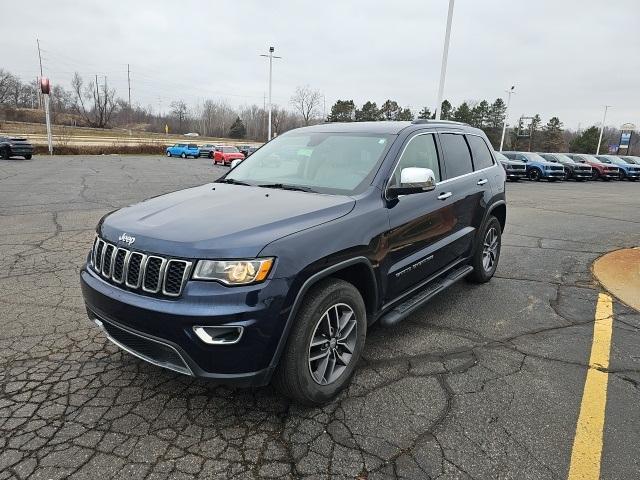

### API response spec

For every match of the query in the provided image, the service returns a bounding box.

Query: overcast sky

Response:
[3,0,639,129]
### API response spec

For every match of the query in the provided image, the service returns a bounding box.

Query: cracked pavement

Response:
[1,155,639,479]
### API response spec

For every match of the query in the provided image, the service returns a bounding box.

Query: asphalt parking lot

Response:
[1,155,639,480]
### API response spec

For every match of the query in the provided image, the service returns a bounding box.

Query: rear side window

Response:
[466,135,494,170]
[390,133,441,186]
[440,133,473,179]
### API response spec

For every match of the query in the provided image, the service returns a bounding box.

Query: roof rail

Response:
[411,119,468,126]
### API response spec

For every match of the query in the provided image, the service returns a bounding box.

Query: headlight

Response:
[192,258,274,285]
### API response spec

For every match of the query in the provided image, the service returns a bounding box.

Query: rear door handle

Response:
[477,179,488,185]
[437,192,452,200]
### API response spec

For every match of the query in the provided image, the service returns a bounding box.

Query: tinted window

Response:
[440,134,473,179]
[466,135,494,170]
[390,133,440,187]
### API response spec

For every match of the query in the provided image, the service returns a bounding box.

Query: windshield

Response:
[578,154,603,164]
[494,152,509,162]
[607,157,628,165]
[554,153,575,163]
[222,146,239,153]
[225,132,393,194]
[623,156,639,164]
[524,153,548,162]
[541,154,559,163]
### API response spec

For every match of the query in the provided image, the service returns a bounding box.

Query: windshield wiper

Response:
[258,183,317,193]
[216,178,252,186]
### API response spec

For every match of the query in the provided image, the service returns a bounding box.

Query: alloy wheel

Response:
[482,227,499,272]
[308,303,358,385]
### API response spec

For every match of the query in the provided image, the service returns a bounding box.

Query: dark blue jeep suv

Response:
[80,120,506,405]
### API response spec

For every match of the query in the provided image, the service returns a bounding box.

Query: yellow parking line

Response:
[567,293,613,480]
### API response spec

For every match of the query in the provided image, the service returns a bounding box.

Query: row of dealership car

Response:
[496,151,640,182]
[165,143,258,165]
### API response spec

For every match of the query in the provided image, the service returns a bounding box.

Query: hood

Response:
[100,183,355,258]
[500,158,525,166]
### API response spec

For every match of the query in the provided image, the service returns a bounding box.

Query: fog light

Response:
[193,326,243,345]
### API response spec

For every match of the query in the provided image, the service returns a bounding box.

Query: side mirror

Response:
[230,159,242,169]
[387,167,436,198]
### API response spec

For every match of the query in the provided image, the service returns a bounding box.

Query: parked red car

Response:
[213,146,245,166]
[566,154,620,181]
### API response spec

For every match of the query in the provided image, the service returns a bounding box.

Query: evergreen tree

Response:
[417,107,432,119]
[487,98,507,129]
[327,100,356,122]
[440,100,453,120]
[397,107,414,121]
[530,114,542,150]
[453,102,473,124]
[471,100,490,128]
[540,116,564,152]
[228,117,246,139]
[380,100,401,120]
[355,101,381,122]
[569,126,603,153]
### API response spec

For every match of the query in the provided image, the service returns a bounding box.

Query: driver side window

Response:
[390,133,441,187]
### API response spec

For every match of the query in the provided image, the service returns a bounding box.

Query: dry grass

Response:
[33,144,166,155]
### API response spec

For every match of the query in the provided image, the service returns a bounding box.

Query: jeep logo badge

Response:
[118,233,136,246]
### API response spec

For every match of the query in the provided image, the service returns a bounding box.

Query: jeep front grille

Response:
[90,237,192,297]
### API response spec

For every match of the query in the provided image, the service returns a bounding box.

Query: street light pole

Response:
[435,0,455,120]
[260,46,282,141]
[499,85,515,152]
[596,105,610,155]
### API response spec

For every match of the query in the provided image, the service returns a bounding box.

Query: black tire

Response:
[528,168,542,181]
[619,172,626,181]
[208,151,214,159]
[180,152,186,159]
[273,278,367,405]
[24,154,32,160]
[166,151,172,157]
[591,170,600,181]
[0,148,9,160]
[564,171,570,181]
[467,216,501,284]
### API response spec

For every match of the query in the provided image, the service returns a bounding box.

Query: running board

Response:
[378,265,474,328]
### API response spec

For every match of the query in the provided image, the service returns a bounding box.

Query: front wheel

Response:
[591,170,600,181]
[273,278,367,405]
[0,148,9,160]
[528,169,542,181]
[166,151,172,157]
[180,153,186,159]
[467,216,501,283]
[24,154,32,160]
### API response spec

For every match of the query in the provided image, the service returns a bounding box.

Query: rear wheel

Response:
[273,278,367,405]
[24,154,32,160]
[468,216,501,283]
[166,151,172,157]
[1,148,9,160]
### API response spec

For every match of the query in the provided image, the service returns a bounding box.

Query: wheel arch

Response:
[488,201,507,232]
[266,257,378,375]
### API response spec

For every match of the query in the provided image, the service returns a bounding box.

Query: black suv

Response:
[81,120,506,404]
[0,136,34,159]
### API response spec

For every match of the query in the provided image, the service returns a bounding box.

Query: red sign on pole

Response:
[40,77,51,95]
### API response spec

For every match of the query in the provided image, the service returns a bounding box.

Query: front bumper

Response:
[543,170,565,179]
[505,169,527,179]
[80,266,290,386]
[602,170,620,179]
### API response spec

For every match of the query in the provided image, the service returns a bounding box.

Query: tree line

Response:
[0,67,635,151]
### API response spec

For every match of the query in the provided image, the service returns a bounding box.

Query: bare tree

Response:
[0,69,18,105]
[290,85,321,125]
[170,100,189,131]
[71,72,118,128]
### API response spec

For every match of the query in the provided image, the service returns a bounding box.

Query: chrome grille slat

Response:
[90,237,190,298]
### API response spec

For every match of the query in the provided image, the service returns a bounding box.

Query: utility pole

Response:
[596,105,610,155]
[435,0,455,120]
[499,85,515,152]
[323,94,326,121]
[36,39,44,109]
[260,46,282,141]
[127,64,131,110]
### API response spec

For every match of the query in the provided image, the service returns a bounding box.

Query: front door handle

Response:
[437,192,452,200]
[477,178,488,185]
